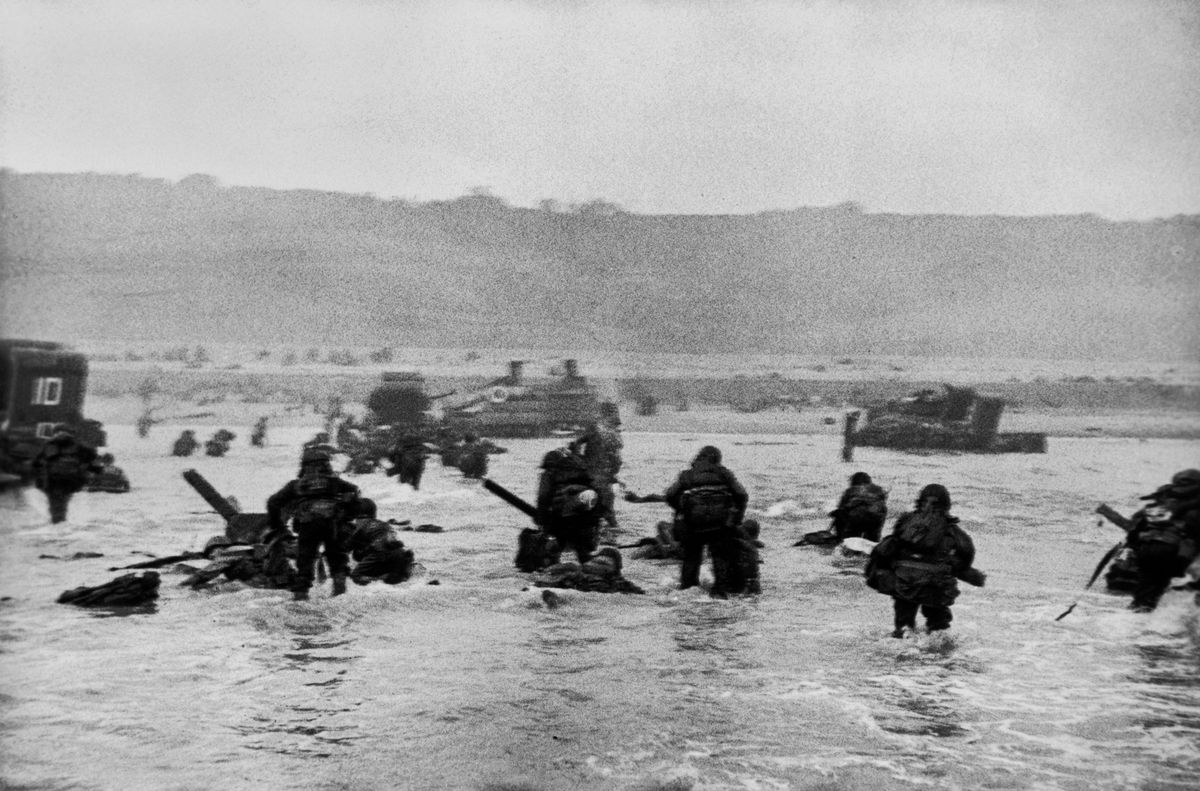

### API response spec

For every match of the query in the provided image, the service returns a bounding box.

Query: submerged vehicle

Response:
[844,384,1047,454]
[441,359,607,439]
[1,339,107,480]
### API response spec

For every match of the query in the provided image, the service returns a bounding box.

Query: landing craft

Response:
[843,384,1047,455]
[440,359,608,439]
[0,339,107,481]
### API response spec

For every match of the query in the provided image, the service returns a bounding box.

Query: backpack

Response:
[552,484,595,519]
[680,485,734,533]
[864,534,899,595]
[896,511,949,556]
[292,472,342,525]
[845,485,887,518]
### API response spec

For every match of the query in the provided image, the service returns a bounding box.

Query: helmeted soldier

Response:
[266,446,361,601]
[664,445,749,596]
[250,416,269,448]
[570,410,623,533]
[341,498,416,585]
[830,471,888,542]
[31,425,101,523]
[387,433,428,490]
[1126,468,1200,612]
[171,429,200,457]
[535,446,601,565]
[866,484,985,637]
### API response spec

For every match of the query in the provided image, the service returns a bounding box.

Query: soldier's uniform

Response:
[664,445,749,596]
[572,419,623,531]
[266,447,361,600]
[1127,469,1200,612]
[171,430,200,457]
[535,447,601,565]
[341,499,416,585]
[387,434,428,490]
[250,417,268,447]
[867,484,983,637]
[831,471,888,542]
[32,427,101,523]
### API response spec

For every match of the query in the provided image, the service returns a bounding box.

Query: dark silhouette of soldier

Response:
[387,433,428,489]
[250,417,269,448]
[867,484,985,637]
[266,446,361,601]
[456,433,490,479]
[205,429,236,457]
[1126,469,1200,612]
[341,498,416,585]
[664,445,749,596]
[32,426,101,523]
[535,446,601,564]
[171,430,200,457]
[830,471,888,542]
[570,414,623,532]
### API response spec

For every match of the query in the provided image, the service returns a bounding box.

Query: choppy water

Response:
[2,427,1198,791]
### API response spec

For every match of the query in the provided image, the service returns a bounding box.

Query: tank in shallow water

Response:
[845,383,1047,454]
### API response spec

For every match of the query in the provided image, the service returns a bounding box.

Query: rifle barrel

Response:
[482,478,539,523]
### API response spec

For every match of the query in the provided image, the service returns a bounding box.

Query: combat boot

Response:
[332,576,347,597]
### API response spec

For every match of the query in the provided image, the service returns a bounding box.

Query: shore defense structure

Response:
[843,384,1048,456]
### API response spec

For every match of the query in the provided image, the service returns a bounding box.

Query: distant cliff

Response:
[2,170,1196,360]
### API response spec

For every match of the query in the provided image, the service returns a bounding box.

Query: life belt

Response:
[488,386,509,404]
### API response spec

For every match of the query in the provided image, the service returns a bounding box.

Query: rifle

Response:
[108,551,205,571]
[1095,503,1133,532]
[1055,512,1130,620]
[482,478,539,524]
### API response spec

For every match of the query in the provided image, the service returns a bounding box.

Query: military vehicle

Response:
[336,371,453,472]
[1,339,107,480]
[844,384,1047,454]
[441,359,607,439]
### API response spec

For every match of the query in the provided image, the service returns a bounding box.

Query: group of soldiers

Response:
[24,411,1199,632]
[171,428,242,458]
[260,444,418,600]
[513,423,763,598]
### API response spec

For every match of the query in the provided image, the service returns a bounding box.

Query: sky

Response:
[1,0,1198,219]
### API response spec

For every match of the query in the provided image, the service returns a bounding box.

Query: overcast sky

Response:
[1,0,1197,219]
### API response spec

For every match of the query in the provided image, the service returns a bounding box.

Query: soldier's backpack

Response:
[292,471,342,526]
[43,445,86,484]
[864,534,899,595]
[680,485,735,534]
[896,510,949,555]
[845,485,887,518]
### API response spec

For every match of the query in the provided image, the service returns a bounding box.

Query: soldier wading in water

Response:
[267,446,362,601]
[865,483,986,637]
[664,445,750,597]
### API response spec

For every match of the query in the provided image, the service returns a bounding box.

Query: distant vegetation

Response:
[2,169,1197,361]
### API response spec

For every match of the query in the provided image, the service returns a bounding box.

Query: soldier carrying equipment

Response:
[266,446,362,601]
[664,445,750,597]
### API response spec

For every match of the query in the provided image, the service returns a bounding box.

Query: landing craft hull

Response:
[845,385,1047,454]
[1,339,107,479]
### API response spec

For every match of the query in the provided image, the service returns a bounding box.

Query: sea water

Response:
[1,427,1197,790]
